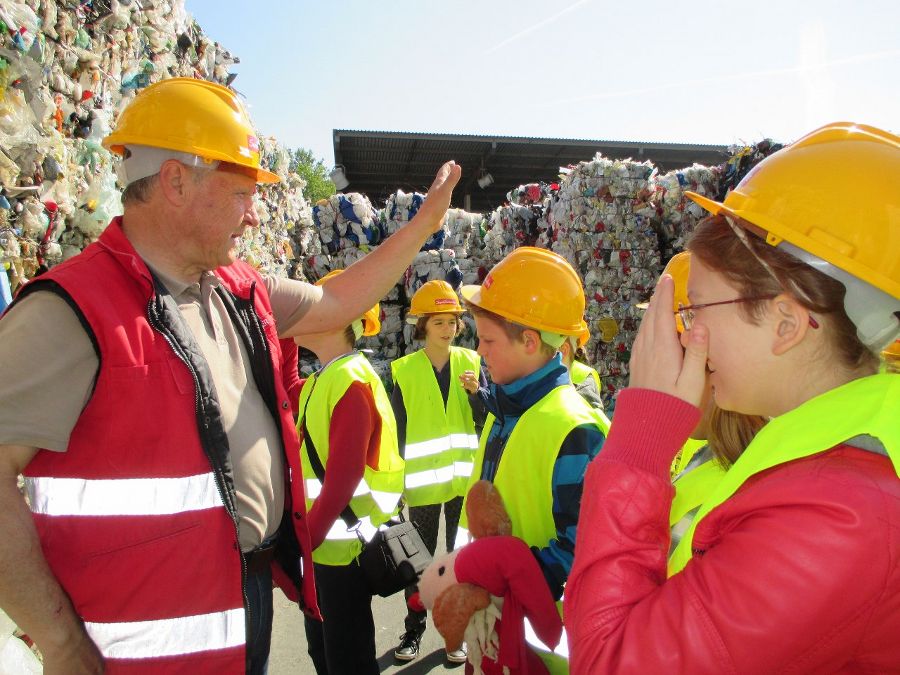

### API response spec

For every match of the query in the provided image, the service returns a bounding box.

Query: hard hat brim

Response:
[460,284,583,335]
[685,191,728,218]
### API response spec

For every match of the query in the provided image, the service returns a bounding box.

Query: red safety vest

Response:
[20,218,317,673]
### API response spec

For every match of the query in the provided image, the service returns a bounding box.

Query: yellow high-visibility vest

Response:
[298,352,405,566]
[391,347,481,505]
[669,373,900,576]
[570,360,601,391]
[461,384,610,674]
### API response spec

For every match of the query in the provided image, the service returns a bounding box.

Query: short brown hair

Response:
[412,314,465,341]
[466,303,555,356]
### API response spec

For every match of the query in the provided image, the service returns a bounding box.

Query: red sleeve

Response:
[305,381,380,550]
[279,338,301,416]
[564,389,897,674]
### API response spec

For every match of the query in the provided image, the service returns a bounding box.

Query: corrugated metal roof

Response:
[333,129,729,212]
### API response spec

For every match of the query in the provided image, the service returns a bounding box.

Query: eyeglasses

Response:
[676,297,819,331]
[676,297,774,331]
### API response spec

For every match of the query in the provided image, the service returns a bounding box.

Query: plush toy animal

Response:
[410,481,563,674]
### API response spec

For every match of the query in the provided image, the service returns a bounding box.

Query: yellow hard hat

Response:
[460,247,585,335]
[576,322,590,348]
[103,77,280,184]
[685,122,899,301]
[884,339,900,362]
[636,251,691,332]
[409,280,464,317]
[316,270,381,336]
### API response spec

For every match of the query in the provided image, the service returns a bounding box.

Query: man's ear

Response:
[157,160,192,206]
[770,293,813,356]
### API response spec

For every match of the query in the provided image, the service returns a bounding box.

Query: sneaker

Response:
[394,631,422,661]
[446,642,467,664]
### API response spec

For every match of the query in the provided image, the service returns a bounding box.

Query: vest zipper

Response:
[145,297,251,638]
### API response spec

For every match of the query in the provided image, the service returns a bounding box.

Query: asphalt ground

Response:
[269,512,460,675]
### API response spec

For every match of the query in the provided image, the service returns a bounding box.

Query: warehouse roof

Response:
[332,129,729,213]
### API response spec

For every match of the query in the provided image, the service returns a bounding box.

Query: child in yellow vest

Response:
[558,325,604,411]
[294,270,405,675]
[390,279,486,663]
[457,247,610,674]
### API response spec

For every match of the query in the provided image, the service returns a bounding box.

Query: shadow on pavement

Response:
[378,648,464,673]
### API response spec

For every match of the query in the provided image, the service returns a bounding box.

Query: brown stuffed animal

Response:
[412,481,563,675]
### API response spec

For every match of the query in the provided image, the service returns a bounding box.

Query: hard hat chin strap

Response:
[779,242,900,352]
[119,145,220,185]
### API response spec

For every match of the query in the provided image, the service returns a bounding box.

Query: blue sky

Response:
[186,0,899,169]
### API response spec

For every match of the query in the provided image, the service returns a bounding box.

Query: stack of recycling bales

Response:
[297,190,484,381]
[236,138,315,279]
[0,0,317,311]
[546,154,662,407]
[653,164,719,260]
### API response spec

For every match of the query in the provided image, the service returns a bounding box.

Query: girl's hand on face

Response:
[629,275,709,407]
[459,370,479,394]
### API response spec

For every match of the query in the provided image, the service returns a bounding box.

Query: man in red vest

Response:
[0,78,460,674]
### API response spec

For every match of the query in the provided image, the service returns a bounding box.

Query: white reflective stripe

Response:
[352,479,369,497]
[453,461,474,478]
[406,433,479,460]
[404,436,452,459]
[524,617,569,658]
[306,479,383,503]
[404,464,455,490]
[25,473,221,517]
[453,525,471,550]
[324,516,378,542]
[305,479,322,499]
[85,607,245,660]
[449,433,479,450]
[370,490,401,514]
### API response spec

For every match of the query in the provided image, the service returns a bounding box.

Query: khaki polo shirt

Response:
[0,270,315,552]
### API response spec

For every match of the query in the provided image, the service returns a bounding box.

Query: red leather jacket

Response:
[565,388,900,674]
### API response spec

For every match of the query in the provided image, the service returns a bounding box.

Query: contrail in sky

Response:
[531,48,900,107]
[485,0,592,55]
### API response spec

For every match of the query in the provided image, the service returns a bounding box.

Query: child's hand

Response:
[458,370,479,394]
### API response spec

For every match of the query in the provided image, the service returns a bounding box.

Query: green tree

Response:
[290,148,336,203]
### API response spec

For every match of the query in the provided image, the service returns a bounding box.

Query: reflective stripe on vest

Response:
[298,352,405,566]
[86,607,245,660]
[392,347,481,505]
[404,433,479,459]
[305,477,402,516]
[669,373,900,576]
[26,473,222,516]
[404,461,474,490]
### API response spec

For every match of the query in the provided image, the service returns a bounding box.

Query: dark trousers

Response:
[403,496,464,633]
[245,565,274,675]
[304,561,379,675]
